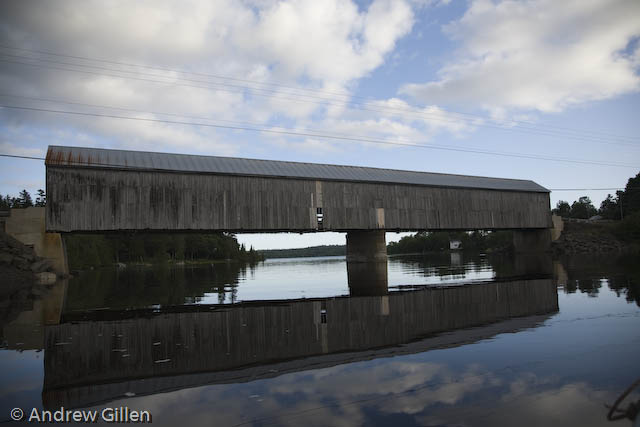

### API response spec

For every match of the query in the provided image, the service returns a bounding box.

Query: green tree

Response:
[0,195,11,210]
[570,196,597,219]
[619,172,640,218]
[17,189,33,208]
[599,194,621,220]
[172,234,186,260]
[129,238,145,262]
[35,189,46,207]
[552,200,571,217]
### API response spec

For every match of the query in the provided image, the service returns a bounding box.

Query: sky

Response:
[0,0,639,249]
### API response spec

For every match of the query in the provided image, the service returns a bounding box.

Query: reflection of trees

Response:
[608,278,639,306]
[64,263,253,311]
[557,254,640,306]
[607,255,640,307]
[0,283,35,344]
[390,252,489,280]
[564,279,602,297]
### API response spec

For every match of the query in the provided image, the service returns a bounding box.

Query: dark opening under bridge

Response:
[45,145,552,266]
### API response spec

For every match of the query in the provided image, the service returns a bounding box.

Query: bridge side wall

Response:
[46,167,551,232]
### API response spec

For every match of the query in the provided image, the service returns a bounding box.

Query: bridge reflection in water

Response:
[43,277,558,410]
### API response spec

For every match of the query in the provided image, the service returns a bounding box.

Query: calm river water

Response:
[1,252,639,426]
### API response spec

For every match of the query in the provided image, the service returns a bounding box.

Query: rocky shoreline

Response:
[552,221,637,255]
[0,231,58,295]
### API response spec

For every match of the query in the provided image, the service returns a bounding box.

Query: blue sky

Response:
[0,0,639,249]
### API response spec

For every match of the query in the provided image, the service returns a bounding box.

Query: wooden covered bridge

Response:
[45,145,552,261]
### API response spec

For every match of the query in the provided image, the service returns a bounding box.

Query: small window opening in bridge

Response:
[320,308,327,324]
[316,207,324,230]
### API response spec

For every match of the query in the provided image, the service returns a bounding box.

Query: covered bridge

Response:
[45,146,551,259]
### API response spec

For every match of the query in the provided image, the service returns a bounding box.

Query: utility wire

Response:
[0,154,45,161]
[1,51,639,147]
[4,93,640,156]
[1,53,635,147]
[0,103,637,169]
[0,93,451,145]
[2,154,637,196]
[10,93,640,159]
[1,104,637,168]
[1,43,638,144]
[0,44,355,99]
[549,188,627,191]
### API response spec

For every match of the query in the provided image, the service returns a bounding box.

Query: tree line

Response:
[1,189,46,209]
[65,233,263,270]
[552,172,640,220]
[259,245,346,259]
[387,230,513,255]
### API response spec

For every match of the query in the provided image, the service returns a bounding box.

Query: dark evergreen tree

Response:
[17,189,33,208]
[619,172,640,218]
[0,195,11,210]
[570,196,597,219]
[552,200,571,217]
[35,189,46,207]
[599,194,621,220]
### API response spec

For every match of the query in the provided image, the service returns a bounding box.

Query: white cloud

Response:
[400,0,640,113]
[245,0,413,85]
[0,0,416,155]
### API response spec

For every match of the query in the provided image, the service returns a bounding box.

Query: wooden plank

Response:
[46,167,551,232]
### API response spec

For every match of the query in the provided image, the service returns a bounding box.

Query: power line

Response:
[549,187,640,191]
[1,51,639,147]
[0,93,445,145]
[0,43,356,99]
[2,152,637,200]
[1,54,635,147]
[549,188,622,191]
[2,43,638,144]
[12,92,636,157]
[0,104,638,168]
[0,153,45,161]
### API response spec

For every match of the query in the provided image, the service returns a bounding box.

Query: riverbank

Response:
[259,245,346,259]
[67,258,264,277]
[552,219,640,255]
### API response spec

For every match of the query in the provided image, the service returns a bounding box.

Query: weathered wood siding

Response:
[46,167,551,232]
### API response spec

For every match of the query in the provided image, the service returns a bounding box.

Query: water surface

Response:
[1,252,638,426]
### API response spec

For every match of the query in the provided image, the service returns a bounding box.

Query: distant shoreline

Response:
[259,245,346,259]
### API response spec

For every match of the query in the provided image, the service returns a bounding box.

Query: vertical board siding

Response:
[46,167,551,232]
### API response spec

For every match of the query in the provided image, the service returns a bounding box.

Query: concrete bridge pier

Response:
[346,231,387,263]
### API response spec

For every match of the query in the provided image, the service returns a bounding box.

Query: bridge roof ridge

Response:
[45,145,549,193]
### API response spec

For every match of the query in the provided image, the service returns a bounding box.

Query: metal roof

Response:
[45,146,549,193]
